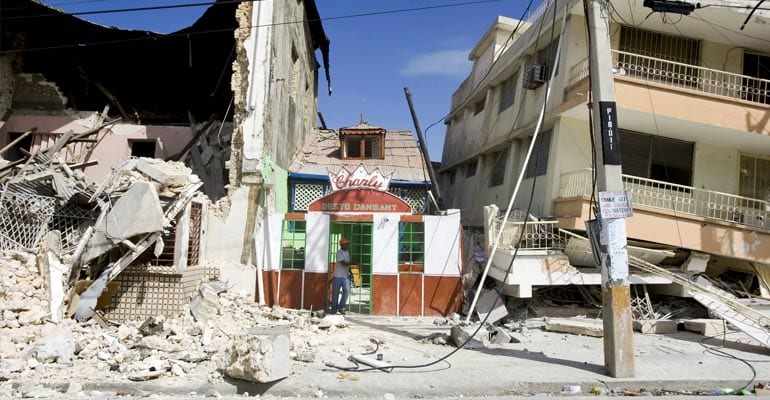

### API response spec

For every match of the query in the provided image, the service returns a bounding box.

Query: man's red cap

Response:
[339,238,349,245]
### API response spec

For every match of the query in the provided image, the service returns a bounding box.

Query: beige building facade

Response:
[439,0,770,297]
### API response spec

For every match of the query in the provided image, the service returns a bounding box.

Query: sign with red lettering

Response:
[308,188,412,213]
[328,165,392,192]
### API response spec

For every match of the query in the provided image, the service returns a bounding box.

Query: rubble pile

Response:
[0,251,47,329]
[1,147,205,321]
[0,283,348,396]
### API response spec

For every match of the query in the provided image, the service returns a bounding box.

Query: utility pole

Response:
[404,87,444,211]
[585,0,635,378]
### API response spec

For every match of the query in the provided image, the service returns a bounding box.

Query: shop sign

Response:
[328,165,392,192]
[308,188,411,213]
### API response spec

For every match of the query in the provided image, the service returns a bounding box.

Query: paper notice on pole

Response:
[601,218,629,284]
[599,190,633,219]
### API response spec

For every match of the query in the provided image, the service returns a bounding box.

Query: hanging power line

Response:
[0,0,509,54]
[1,0,251,21]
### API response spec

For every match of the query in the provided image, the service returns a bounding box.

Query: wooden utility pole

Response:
[585,0,635,378]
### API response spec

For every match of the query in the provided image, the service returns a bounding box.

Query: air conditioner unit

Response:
[524,63,548,90]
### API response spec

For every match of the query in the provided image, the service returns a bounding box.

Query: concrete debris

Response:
[491,326,516,344]
[683,318,727,336]
[475,288,508,324]
[450,324,489,349]
[633,319,678,334]
[190,282,223,323]
[1,151,205,327]
[0,277,350,396]
[28,328,77,364]
[81,181,164,264]
[544,317,604,337]
[223,326,291,383]
[0,251,46,329]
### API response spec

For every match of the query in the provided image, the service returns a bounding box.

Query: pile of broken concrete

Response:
[0,267,349,397]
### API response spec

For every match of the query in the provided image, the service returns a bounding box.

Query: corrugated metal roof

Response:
[288,129,430,182]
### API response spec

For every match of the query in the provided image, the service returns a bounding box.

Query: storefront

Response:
[258,164,463,316]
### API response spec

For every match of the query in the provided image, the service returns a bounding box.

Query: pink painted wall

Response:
[1,115,192,182]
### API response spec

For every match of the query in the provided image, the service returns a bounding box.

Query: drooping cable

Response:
[466,0,568,322]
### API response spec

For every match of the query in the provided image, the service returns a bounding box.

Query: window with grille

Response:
[499,73,517,112]
[342,134,384,159]
[619,26,700,86]
[398,222,424,265]
[390,187,424,213]
[524,130,552,178]
[280,220,306,270]
[490,148,508,187]
[449,170,456,185]
[619,130,693,185]
[292,183,326,211]
[739,154,770,201]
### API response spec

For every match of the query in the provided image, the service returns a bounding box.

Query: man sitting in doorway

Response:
[331,238,352,315]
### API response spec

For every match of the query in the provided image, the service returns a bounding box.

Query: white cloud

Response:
[401,49,471,77]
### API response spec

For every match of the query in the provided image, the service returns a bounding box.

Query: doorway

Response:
[328,221,373,314]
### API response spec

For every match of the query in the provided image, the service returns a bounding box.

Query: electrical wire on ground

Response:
[327,0,567,374]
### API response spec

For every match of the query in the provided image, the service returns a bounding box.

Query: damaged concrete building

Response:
[0,0,336,323]
[438,0,770,334]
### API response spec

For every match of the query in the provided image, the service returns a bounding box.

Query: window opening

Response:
[130,140,156,158]
[398,222,424,267]
[524,129,552,178]
[619,130,693,185]
[739,154,770,201]
[465,160,477,177]
[280,220,306,270]
[490,148,508,187]
[4,131,33,162]
[499,73,517,112]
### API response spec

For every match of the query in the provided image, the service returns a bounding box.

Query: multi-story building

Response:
[439,0,770,298]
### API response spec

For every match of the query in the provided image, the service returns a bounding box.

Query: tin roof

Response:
[288,129,430,182]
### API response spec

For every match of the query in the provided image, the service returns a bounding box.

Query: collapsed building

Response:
[0,0,463,326]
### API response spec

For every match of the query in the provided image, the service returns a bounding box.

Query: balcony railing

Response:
[566,51,770,106]
[488,219,571,250]
[559,169,770,230]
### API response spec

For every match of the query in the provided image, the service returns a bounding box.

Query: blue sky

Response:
[50,0,532,161]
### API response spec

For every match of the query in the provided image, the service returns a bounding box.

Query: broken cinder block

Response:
[544,317,603,337]
[224,326,290,383]
[633,319,678,334]
[684,319,726,337]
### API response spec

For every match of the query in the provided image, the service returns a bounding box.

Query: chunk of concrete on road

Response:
[491,327,514,344]
[476,289,508,324]
[82,182,164,263]
[136,158,194,186]
[224,326,290,383]
[450,324,489,349]
[29,328,77,364]
[633,319,678,334]
[544,317,603,337]
[684,319,726,336]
